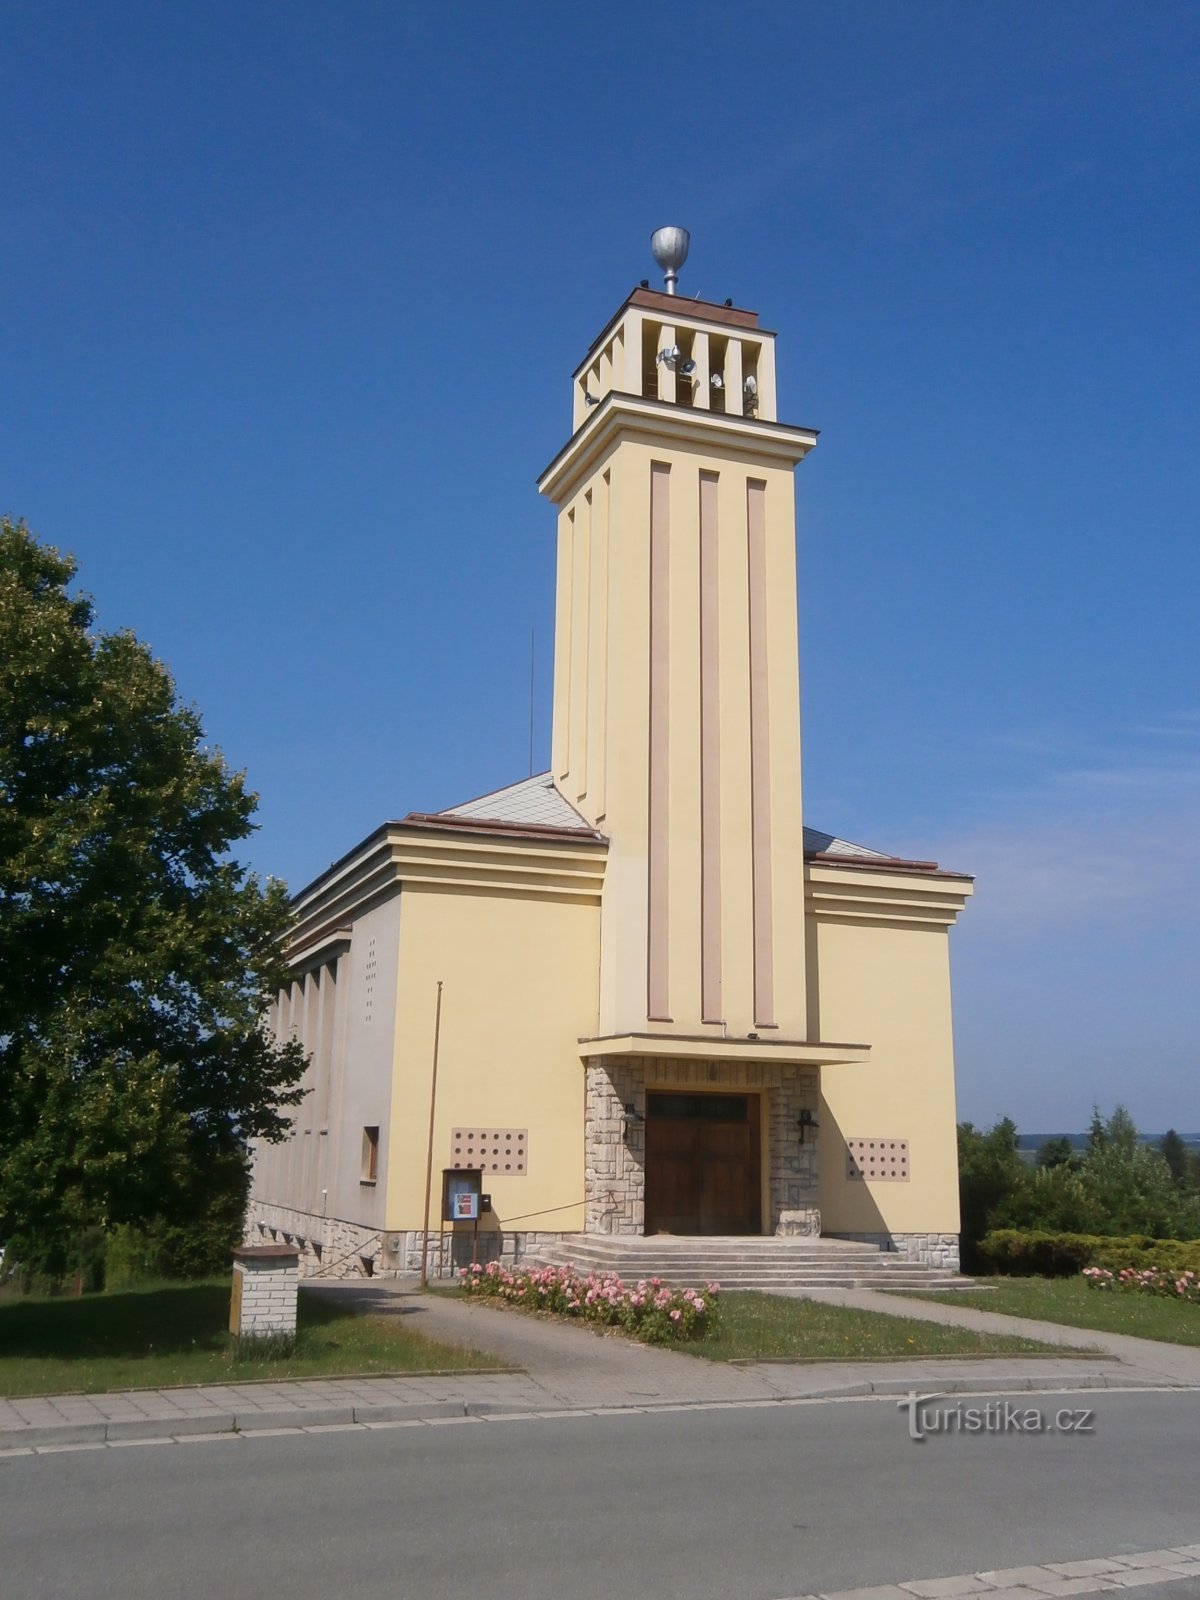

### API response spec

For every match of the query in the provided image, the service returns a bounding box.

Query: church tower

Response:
[539,229,817,1043]
[248,229,970,1271]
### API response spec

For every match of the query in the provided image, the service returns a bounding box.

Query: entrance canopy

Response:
[577,1032,870,1067]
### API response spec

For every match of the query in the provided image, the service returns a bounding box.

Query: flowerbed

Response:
[1083,1265,1200,1304]
[460,1261,718,1344]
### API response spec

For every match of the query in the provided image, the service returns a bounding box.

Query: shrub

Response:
[1089,1237,1200,1273]
[10,1225,108,1295]
[980,1229,1200,1278]
[460,1261,718,1344]
[979,1230,1098,1277]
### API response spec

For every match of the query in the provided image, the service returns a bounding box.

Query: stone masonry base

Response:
[244,1199,574,1280]
[244,1201,959,1277]
[825,1230,961,1273]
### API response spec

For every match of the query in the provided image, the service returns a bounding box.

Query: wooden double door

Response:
[643,1091,762,1236]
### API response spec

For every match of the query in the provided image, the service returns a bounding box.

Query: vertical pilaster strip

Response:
[747,479,775,1026]
[648,462,671,1021]
[283,978,300,1207]
[310,965,327,1199]
[592,470,610,820]
[558,508,574,782]
[699,470,722,1022]
[329,949,352,1236]
[316,959,337,1197]
[574,490,592,800]
[261,995,279,1199]
[301,971,318,1204]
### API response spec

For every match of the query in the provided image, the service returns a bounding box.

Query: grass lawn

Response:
[0,1280,501,1397]
[683,1291,1074,1362]
[909,1277,1200,1347]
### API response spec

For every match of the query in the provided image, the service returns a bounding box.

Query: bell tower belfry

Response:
[538,230,819,1043]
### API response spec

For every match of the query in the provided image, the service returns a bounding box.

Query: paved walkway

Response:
[809,1543,1200,1600]
[797,1287,1200,1387]
[1,1277,1195,1453]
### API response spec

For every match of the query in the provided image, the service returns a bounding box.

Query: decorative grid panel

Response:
[451,1128,528,1175]
[846,1138,909,1182]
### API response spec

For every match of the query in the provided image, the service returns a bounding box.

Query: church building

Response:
[246,231,973,1282]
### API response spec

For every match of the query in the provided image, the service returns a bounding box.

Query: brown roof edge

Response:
[808,851,973,882]
[401,812,608,844]
[627,285,760,328]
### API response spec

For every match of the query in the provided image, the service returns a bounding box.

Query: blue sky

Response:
[3,2,1197,1131]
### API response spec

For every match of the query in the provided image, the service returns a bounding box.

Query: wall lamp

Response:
[584,390,601,407]
[622,1102,645,1139]
[710,372,724,390]
[797,1107,819,1145]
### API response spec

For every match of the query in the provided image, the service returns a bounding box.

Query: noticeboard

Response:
[442,1167,483,1223]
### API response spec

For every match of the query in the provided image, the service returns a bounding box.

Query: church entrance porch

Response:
[582,1050,826,1239]
[644,1091,762,1235]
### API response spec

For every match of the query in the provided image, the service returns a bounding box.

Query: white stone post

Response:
[230,1245,300,1343]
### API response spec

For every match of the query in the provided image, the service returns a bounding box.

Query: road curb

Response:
[0,1398,537,1451]
[2,1368,1193,1452]
[1,1420,110,1448]
[105,1414,235,1442]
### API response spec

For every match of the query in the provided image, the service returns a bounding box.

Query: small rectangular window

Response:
[361,1125,379,1184]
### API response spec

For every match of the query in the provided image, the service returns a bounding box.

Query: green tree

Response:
[1160,1129,1190,1187]
[957,1118,1028,1266]
[999,1162,1104,1235]
[1004,1106,1200,1240]
[1036,1135,1077,1171]
[0,518,306,1280]
[1086,1103,1108,1155]
[1079,1107,1197,1237]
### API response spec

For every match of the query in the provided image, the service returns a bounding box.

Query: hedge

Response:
[979,1230,1200,1278]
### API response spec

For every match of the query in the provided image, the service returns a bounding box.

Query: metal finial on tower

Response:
[650,226,690,295]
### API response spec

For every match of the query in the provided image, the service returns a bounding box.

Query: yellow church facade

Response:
[246,236,973,1279]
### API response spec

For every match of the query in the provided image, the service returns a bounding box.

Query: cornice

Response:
[288,824,608,953]
[578,1032,870,1066]
[805,860,974,930]
[537,391,818,504]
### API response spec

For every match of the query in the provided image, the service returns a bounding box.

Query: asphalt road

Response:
[3,1389,1198,1600]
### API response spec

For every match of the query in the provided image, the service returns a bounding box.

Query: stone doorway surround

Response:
[583,1053,821,1238]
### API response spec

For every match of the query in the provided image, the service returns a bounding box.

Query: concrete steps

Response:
[528,1236,973,1293]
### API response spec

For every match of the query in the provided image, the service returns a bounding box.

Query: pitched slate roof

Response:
[801,827,890,860]
[439,773,597,833]
[441,774,897,862]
